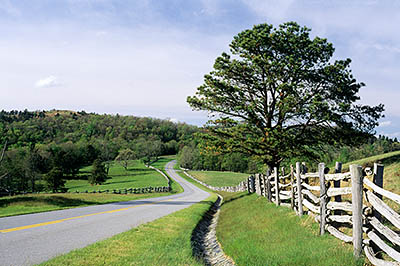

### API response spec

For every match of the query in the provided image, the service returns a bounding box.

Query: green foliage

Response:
[0,109,196,155]
[115,148,135,170]
[0,109,197,194]
[43,167,66,193]
[178,142,262,173]
[88,159,108,185]
[187,22,384,168]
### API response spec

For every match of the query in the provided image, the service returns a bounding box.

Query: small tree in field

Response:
[43,167,66,192]
[188,22,384,169]
[115,148,135,170]
[89,159,108,185]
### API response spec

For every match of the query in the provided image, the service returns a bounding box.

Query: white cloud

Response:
[379,121,392,127]
[95,31,108,37]
[169,118,178,123]
[35,76,62,89]
[241,0,295,21]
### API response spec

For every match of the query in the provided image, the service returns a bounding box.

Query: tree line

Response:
[0,110,197,195]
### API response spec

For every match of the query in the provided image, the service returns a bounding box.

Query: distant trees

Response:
[115,148,135,170]
[89,159,108,185]
[43,167,66,193]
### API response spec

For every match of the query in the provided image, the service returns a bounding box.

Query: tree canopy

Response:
[187,22,384,168]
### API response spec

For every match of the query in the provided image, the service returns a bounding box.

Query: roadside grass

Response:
[0,193,170,218]
[66,160,167,192]
[216,192,364,266]
[188,170,249,187]
[41,194,218,266]
[1,159,183,218]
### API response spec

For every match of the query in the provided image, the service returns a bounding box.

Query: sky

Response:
[0,0,399,136]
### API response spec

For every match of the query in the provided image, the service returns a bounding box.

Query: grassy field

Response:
[216,192,364,266]
[342,150,400,171]
[0,158,183,218]
[188,170,249,187]
[41,194,218,266]
[66,160,168,192]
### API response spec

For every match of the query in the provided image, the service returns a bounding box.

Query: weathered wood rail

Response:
[249,161,400,265]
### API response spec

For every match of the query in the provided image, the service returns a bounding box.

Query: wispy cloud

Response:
[35,76,62,89]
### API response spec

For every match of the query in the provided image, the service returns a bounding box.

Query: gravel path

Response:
[192,195,235,266]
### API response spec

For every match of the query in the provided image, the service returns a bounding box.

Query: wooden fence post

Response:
[373,163,384,199]
[266,168,272,201]
[334,162,342,215]
[262,174,267,198]
[373,163,384,221]
[319,163,327,235]
[256,174,262,195]
[334,162,342,202]
[296,162,303,216]
[351,164,363,259]
[290,164,295,210]
[274,167,280,206]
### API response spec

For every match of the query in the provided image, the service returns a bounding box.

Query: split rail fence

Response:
[248,162,400,266]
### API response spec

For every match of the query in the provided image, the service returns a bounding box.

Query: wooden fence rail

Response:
[249,161,400,265]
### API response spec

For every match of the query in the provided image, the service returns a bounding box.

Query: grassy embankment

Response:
[186,168,364,265]
[41,159,217,266]
[342,150,400,212]
[0,158,181,218]
[188,170,249,187]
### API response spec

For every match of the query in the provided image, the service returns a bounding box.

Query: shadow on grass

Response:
[0,196,100,208]
[221,193,251,206]
[126,168,153,172]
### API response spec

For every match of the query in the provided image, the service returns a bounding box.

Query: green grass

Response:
[66,160,168,192]
[188,170,249,187]
[1,159,183,218]
[0,193,171,218]
[342,150,400,171]
[41,194,218,266]
[216,192,364,266]
[149,156,176,171]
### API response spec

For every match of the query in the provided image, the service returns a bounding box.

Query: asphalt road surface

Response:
[0,160,209,266]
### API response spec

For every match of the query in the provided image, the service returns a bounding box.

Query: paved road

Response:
[0,160,209,266]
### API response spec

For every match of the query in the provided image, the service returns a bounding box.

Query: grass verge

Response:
[0,192,171,218]
[41,194,218,266]
[216,192,364,266]
[188,170,249,187]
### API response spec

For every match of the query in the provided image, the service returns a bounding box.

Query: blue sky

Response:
[0,0,399,136]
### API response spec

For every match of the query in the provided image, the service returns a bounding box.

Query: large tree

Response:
[187,22,384,168]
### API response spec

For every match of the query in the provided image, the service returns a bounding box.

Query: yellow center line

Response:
[0,197,179,233]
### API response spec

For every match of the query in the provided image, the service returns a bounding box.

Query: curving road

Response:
[0,160,209,266]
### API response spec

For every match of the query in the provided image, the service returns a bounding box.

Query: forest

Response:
[0,109,196,195]
[1,109,399,195]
